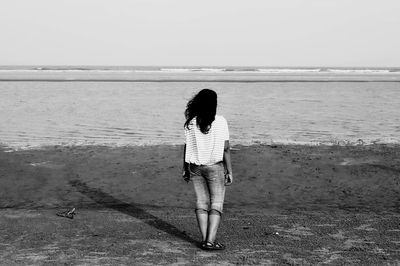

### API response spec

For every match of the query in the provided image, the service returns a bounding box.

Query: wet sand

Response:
[0,144,399,264]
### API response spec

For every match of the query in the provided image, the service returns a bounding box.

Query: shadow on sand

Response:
[69,178,197,245]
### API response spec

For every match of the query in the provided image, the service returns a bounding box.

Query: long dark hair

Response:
[184,89,217,134]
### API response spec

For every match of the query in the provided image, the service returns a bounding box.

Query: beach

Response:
[1,144,399,264]
[2,0,400,263]
[1,68,400,264]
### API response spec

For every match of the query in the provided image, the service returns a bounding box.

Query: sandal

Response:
[56,207,76,219]
[201,241,225,251]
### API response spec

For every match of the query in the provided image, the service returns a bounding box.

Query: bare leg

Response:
[195,209,208,242]
[206,209,221,243]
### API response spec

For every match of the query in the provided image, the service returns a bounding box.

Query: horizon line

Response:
[1,64,400,69]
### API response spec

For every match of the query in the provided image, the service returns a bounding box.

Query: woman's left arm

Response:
[223,140,233,185]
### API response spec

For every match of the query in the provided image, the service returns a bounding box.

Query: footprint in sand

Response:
[313,248,343,264]
[339,158,378,166]
[285,224,314,236]
[272,224,314,238]
[28,161,64,169]
[329,230,346,240]
[355,224,377,231]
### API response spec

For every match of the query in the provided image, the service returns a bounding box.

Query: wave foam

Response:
[1,67,399,75]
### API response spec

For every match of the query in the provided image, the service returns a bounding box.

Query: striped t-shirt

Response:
[184,115,229,165]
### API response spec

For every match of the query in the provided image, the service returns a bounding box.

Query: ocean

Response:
[0,66,399,149]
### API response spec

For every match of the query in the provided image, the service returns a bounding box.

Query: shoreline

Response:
[1,143,399,210]
[2,141,400,152]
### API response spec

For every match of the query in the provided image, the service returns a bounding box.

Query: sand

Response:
[0,144,399,265]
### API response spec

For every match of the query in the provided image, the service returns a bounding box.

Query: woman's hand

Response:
[182,169,190,182]
[224,173,233,186]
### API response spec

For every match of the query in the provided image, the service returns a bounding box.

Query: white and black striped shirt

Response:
[184,115,229,165]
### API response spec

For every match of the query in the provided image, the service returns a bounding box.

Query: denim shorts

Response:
[189,162,226,213]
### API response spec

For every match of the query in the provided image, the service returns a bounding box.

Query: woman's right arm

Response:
[182,144,190,182]
[223,140,233,185]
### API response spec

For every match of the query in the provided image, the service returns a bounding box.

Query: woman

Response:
[182,89,233,251]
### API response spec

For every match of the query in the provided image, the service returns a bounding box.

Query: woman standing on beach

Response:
[182,89,233,250]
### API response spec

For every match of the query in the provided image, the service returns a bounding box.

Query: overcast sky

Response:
[1,0,399,67]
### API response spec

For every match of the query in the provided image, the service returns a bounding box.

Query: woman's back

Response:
[185,115,229,166]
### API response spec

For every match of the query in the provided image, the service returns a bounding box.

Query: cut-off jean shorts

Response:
[189,162,226,214]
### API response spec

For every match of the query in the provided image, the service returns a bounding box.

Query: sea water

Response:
[0,66,399,149]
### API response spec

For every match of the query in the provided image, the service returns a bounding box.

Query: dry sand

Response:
[0,144,399,265]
